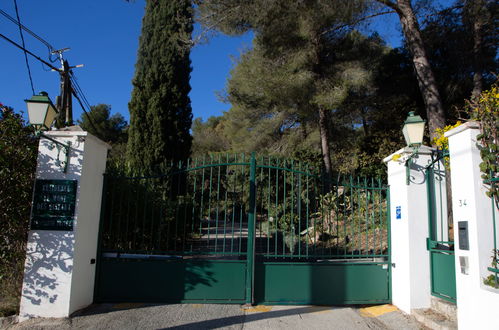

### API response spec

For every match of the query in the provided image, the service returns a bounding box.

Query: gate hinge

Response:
[426,238,437,250]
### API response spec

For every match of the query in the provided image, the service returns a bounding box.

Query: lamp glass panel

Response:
[27,102,49,126]
[404,122,425,146]
[44,104,58,129]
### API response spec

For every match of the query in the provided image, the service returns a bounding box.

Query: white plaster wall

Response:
[385,147,433,314]
[20,133,83,319]
[69,134,109,314]
[387,157,411,313]
[20,231,75,318]
[19,130,109,320]
[446,123,499,330]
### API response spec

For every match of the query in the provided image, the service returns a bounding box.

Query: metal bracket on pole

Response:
[405,146,420,185]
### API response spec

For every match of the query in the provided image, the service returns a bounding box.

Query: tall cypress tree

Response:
[126,0,193,176]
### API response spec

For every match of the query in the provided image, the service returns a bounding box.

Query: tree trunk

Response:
[377,0,446,141]
[311,29,333,189]
[471,18,484,99]
[318,106,333,189]
[360,108,369,136]
[466,0,486,99]
[396,0,446,141]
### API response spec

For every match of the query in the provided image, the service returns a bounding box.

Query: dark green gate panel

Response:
[96,155,391,305]
[96,259,246,303]
[254,262,390,305]
[430,251,456,302]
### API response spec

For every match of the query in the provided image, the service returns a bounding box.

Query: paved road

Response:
[6,304,423,330]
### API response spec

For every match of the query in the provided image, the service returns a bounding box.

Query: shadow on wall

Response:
[21,231,74,308]
[408,161,428,185]
[21,138,84,316]
[36,138,84,178]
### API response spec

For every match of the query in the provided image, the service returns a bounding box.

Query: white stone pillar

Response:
[383,146,435,314]
[19,128,110,320]
[446,122,499,330]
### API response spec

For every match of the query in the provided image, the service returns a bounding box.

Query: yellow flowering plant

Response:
[431,121,462,168]
[432,121,462,151]
[465,83,499,202]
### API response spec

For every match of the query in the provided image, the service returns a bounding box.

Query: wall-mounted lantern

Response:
[25,92,71,172]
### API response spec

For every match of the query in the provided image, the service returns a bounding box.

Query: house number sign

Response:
[31,179,77,231]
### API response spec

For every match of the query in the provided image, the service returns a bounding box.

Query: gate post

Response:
[446,122,499,329]
[19,129,110,321]
[384,146,434,314]
[245,152,257,305]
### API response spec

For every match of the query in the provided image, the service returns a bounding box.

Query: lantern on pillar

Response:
[402,111,426,147]
[25,91,58,132]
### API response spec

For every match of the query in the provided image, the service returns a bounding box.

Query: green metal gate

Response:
[425,150,457,303]
[94,153,391,305]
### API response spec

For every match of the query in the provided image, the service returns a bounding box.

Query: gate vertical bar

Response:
[426,168,434,244]
[245,152,257,305]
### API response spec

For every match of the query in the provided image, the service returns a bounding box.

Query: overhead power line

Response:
[70,75,93,113]
[1,21,98,132]
[69,73,99,132]
[0,33,98,132]
[0,32,59,71]
[0,8,57,62]
[13,0,35,95]
[71,87,98,133]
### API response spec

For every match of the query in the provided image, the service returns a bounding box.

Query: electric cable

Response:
[1,25,98,132]
[0,32,98,132]
[71,88,99,133]
[68,71,100,133]
[70,77,92,113]
[0,32,59,71]
[13,0,35,95]
[70,74,92,109]
[0,8,57,62]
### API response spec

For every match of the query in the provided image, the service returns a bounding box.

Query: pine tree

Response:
[126,0,193,176]
[197,0,369,181]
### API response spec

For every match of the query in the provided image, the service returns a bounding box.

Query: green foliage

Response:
[100,176,195,253]
[463,83,499,285]
[309,184,388,251]
[483,249,499,289]
[197,0,372,177]
[77,104,128,175]
[421,1,498,120]
[465,83,499,202]
[127,0,193,176]
[77,104,127,144]
[191,30,411,176]
[0,106,38,316]
[191,117,229,157]
[194,0,498,176]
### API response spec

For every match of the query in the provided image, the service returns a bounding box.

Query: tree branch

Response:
[321,10,396,37]
[420,4,464,26]
[374,0,403,16]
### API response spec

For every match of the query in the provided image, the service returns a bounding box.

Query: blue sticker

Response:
[396,206,402,219]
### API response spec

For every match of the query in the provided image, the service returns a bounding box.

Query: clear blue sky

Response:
[0,0,451,125]
[0,0,254,123]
